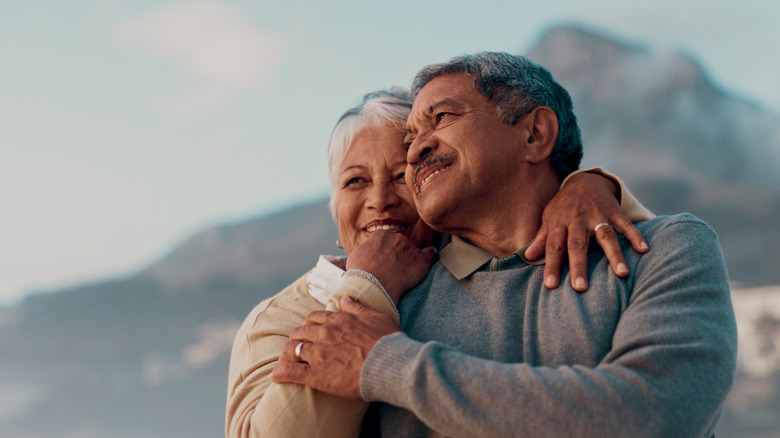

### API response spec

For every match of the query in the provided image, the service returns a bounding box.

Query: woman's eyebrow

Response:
[340,164,367,173]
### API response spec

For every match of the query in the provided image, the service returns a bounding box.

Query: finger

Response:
[543,227,566,289]
[610,215,649,254]
[566,225,590,292]
[594,223,629,278]
[341,296,380,315]
[302,309,337,325]
[279,339,301,364]
[271,362,311,384]
[289,324,325,343]
[524,227,548,261]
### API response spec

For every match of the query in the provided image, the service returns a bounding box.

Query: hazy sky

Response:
[2,0,778,305]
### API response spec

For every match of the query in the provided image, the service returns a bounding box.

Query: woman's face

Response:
[334,125,434,254]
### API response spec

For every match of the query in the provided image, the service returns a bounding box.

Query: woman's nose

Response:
[366,183,401,211]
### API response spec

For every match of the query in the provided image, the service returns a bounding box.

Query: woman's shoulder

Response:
[241,271,324,333]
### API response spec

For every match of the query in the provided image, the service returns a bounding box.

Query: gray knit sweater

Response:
[360,214,737,437]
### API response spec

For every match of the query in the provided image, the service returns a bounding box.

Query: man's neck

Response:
[444,174,560,257]
[452,210,542,257]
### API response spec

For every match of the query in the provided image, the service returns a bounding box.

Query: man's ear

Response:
[522,106,558,164]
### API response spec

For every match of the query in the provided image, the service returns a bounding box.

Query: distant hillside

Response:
[528,24,780,289]
[0,201,338,438]
[1,23,779,438]
[529,24,780,189]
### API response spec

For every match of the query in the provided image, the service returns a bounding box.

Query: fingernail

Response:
[545,275,556,288]
[617,263,628,275]
[639,242,648,251]
[575,277,587,290]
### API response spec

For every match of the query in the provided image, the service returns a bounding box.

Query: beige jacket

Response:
[224,168,653,437]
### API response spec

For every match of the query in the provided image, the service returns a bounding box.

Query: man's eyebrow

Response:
[406,98,466,137]
[429,98,466,114]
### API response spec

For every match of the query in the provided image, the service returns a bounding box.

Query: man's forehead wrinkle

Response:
[406,107,425,134]
[430,97,468,115]
[405,118,418,135]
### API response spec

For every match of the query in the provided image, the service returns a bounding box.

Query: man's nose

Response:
[406,136,438,166]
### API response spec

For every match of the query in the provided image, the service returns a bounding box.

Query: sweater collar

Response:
[439,235,545,280]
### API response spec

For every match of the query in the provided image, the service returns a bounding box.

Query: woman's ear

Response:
[523,106,558,164]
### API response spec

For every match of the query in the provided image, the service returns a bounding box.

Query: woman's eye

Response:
[345,177,363,187]
[395,172,405,181]
[435,112,449,123]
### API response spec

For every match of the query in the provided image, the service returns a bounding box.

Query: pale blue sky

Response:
[1,0,778,304]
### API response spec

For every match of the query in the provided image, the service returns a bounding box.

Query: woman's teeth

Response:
[366,224,405,232]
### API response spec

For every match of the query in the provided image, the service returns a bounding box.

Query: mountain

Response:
[529,24,780,188]
[528,24,780,289]
[0,201,339,438]
[1,23,779,438]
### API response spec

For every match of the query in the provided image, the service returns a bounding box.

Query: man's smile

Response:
[413,154,456,194]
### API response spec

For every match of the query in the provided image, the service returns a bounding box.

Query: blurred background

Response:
[1,1,779,437]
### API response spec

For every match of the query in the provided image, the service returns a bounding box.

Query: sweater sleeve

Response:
[225,273,396,438]
[562,167,655,222]
[360,217,737,438]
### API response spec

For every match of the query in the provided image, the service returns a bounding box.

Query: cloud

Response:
[116,0,284,119]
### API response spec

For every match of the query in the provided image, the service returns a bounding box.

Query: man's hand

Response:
[346,231,437,303]
[524,172,648,292]
[271,296,399,399]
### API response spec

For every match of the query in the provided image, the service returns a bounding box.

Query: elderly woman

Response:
[225,89,652,437]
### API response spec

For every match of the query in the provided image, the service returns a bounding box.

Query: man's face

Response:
[404,73,527,229]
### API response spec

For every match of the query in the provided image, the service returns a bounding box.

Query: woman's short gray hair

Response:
[411,52,582,181]
[327,88,413,219]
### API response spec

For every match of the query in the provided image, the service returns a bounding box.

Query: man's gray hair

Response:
[411,52,582,181]
[327,88,413,219]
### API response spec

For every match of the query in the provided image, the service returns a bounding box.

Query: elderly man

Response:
[273,52,737,437]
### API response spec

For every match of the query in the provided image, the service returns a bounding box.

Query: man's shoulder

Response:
[629,213,727,280]
[626,213,724,271]
[634,213,716,239]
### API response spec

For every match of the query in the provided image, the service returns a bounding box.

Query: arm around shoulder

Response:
[566,167,654,222]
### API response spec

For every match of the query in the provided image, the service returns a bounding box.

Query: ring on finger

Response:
[594,222,611,233]
[294,341,305,359]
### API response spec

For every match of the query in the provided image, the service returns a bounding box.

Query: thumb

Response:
[341,296,377,315]
[524,228,547,261]
[421,246,438,265]
[271,362,309,384]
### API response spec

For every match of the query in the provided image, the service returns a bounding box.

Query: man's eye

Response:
[395,172,405,181]
[403,139,414,150]
[435,112,450,123]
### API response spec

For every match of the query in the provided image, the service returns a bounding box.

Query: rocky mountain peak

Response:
[527,23,780,189]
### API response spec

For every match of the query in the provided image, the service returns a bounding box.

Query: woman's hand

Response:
[346,231,437,304]
[524,172,649,292]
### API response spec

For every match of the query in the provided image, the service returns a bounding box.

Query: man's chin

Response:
[416,202,452,231]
